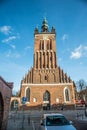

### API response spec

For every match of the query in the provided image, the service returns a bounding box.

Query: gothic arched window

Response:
[26,88,30,102]
[64,88,70,102]
[65,89,69,101]
[43,91,50,102]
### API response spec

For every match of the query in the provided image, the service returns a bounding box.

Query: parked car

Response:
[40,113,77,130]
[75,99,85,107]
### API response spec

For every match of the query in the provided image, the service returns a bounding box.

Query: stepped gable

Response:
[21,66,73,84]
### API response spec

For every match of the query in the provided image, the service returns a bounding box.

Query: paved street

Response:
[7,111,33,130]
[7,109,87,130]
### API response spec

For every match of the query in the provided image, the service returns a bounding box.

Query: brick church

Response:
[19,18,76,110]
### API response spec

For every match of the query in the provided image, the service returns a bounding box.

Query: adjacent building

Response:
[0,76,13,130]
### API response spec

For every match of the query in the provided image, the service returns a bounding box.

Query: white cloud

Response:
[75,45,82,51]
[61,34,68,41]
[84,46,87,50]
[70,51,82,59]
[2,36,17,43]
[24,46,32,50]
[6,50,11,57]
[6,50,21,58]
[14,53,21,58]
[0,26,12,35]
[10,44,16,49]
[0,25,20,45]
[70,45,87,59]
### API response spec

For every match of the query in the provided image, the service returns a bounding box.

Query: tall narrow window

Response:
[47,40,49,50]
[40,52,41,68]
[36,52,38,68]
[51,52,52,68]
[64,88,70,102]
[50,39,52,49]
[26,88,30,102]
[42,40,44,50]
[47,52,49,68]
[43,52,45,68]
[40,40,42,50]
[54,52,56,68]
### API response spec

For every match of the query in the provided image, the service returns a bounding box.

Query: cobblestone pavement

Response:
[7,109,87,130]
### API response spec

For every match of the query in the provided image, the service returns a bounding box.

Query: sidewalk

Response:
[76,115,87,123]
[7,112,33,130]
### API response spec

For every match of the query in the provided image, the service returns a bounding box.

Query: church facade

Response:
[20,19,76,110]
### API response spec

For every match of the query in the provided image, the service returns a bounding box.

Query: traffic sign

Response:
[22,97,27,104]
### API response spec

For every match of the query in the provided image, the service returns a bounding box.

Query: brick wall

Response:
[20,83,75,109]
[0,76,13,130]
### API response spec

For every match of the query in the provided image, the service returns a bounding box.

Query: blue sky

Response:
[0,0,87,92]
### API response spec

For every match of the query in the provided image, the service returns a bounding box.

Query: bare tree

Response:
[76,79,86,92]
[76,79,87,100]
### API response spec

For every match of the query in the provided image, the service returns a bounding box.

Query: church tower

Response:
[20,18,76,110]
[34,18,57,70]
[33,18,60,84]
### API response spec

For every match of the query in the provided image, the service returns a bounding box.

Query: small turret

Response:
[34,26,39,34]
[51,26,56,33]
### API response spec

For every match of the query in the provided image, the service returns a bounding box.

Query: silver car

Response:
[40,113,77,130]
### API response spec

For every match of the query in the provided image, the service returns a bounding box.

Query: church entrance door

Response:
[43,91,50,110]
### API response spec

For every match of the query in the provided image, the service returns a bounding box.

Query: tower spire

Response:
[41,17,48,32]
